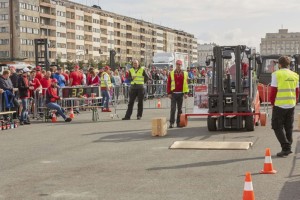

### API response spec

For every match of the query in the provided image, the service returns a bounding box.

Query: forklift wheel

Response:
[260,112,267,126]
[179,114,187,127]
[245,115,254,131]
[207,116,217,131]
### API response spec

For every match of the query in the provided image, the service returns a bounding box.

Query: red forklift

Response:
[179,45,265,131]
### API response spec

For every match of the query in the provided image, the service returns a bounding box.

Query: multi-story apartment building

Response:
[0,0,198,66]
[197,43,216,66]
[260,29,300,55]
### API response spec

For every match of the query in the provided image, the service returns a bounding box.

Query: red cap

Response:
[74,65,80,69]
[104,66,111,70]
[36,66,41,70]
[176,60,182,65]
[51,79,58,83]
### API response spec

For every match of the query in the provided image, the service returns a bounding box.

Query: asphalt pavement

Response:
[0,99,300,200]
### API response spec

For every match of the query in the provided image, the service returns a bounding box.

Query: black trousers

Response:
[125,87,144,118]
[170,93,184,125]
[271,106,295,151]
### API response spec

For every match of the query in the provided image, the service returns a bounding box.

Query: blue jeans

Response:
[20,98,29,122]
[101,90,110,109]
[47,102,67,120]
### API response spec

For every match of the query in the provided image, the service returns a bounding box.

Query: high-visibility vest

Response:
[100,72,112,88]
[274,69,299,107]
[170,70,189,93]
[130,67,144,85]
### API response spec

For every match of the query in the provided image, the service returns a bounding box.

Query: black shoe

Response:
[65,118,72,122]
[24,121,31,125]
[169,124,174,128]
[137,116,141,120]
[122,117,130,120]
[276,150,292,157]
[177,124,183,128]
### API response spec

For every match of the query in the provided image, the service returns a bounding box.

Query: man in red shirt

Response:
[35,66,43,82]
[167,60,189,128]
[46,79,72,122]
[40,71,52,96]
[69,65,83,86]
[62,70,69,85]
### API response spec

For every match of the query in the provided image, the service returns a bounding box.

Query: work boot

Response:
[276,150,293,157]
[65,118,72,122]
[177,124,183,128]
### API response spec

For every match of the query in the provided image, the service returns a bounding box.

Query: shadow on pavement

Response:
[92,127,254,143]
[278,136,300,200]
[147,156,265,171]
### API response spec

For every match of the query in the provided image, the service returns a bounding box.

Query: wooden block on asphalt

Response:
[152,117,167,137]
[169,141,253,150]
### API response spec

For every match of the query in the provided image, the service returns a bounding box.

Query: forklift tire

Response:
[245,115,254,131]
[207,116,217,131]
[260,112,267,126]
[179,114,187,127]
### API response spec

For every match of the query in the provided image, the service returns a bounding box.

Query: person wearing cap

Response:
[101,66,112,112]
[167,60,189,128]
[270,56,299,157]
[69,65,83,86]
[18,67,34,125]
[35,66,43,82]
[122,60,149,120]
[45,79,72,122]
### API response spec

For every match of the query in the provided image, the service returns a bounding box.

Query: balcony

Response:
[40,12,56,20]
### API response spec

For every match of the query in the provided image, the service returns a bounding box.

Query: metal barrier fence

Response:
[111,77,209,118]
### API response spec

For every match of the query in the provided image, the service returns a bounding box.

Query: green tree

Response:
[66,60,75,71]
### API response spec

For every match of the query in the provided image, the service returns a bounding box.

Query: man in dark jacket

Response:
[0,70,19,118]
[9,66,18,89]
[18,68,34,125]
[0,70,14,92]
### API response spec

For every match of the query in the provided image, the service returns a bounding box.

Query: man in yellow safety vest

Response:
[122,60,149,120]
[167,60,189,128]
[270,56,299,157]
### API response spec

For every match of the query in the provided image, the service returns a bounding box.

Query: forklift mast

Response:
[34,38,50,71]
[207,45,257,131]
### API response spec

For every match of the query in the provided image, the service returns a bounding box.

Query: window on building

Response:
[0,27,8,32]
[0,39,9,45]
[0,51,9,57]
[33,29,39,34]
[0,14,8,20]
[0,2,8,8]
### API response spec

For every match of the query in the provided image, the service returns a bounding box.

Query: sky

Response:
[71,0,300,51]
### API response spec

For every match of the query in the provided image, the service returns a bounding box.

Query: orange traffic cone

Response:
[51,111,57,123]
[157,98,161,108]
[243,172,255,200]
[260,148,277,174]
[69,107,75,119]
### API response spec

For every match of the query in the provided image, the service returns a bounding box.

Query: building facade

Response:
[0,0,198,66]
[260,29,300,55]
[197,43,215,66]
